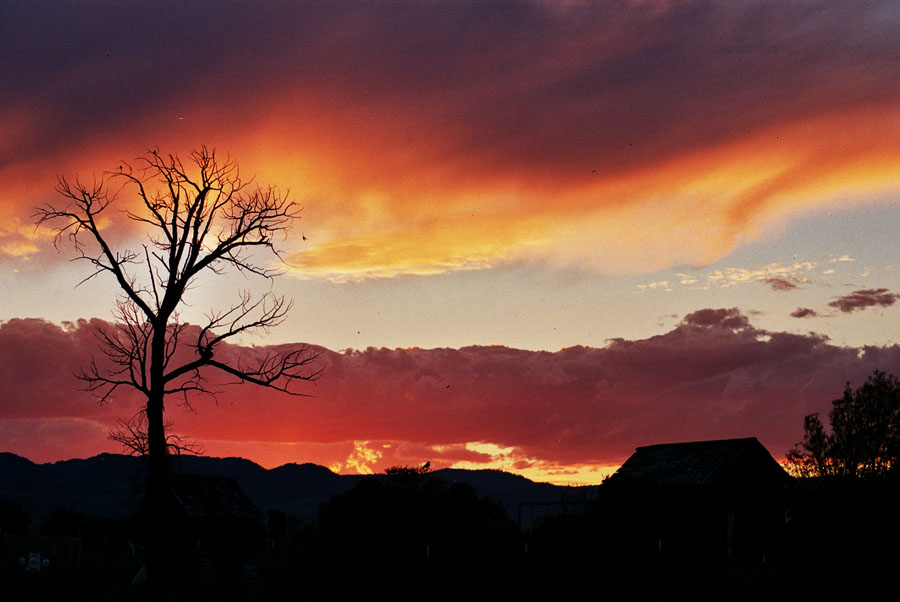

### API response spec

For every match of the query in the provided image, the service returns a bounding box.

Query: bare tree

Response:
[35,147,322,486]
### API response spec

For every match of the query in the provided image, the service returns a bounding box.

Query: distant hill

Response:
[0,452,593,523]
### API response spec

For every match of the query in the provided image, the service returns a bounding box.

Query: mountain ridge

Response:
[0,452,591,522]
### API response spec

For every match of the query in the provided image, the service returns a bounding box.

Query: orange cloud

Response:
[0,213,54,258]
[263,105,900,279]
[286,216,551,281]
[3,2,899,279]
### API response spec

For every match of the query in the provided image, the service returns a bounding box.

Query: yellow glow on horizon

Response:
[448,442,620,485]
[197,438,621,485]
[336,440,384,475]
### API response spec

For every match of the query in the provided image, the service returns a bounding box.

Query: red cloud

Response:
[828,289,900,313]
[4,312,900,472]
[0,318,123,420]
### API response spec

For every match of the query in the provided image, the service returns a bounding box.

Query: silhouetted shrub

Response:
[0,499,30,535]
[313,467,520,597]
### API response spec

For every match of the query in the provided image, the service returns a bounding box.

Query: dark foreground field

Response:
[3,454,899,601]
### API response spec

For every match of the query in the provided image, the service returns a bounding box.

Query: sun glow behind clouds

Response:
[193,437,620,484]
[450,442,620,485]
[0,217,52,258]
[319,440,620,484]
[286,218,552,282]
[196,438,620,485]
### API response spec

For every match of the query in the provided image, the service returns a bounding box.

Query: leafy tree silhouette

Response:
[35,147,322,593]
[784,372,900,600]
[787,369,900,478]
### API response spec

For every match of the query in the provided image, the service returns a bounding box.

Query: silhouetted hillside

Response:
[435,467,568,513]
[0,453,586,522]
[0,452,144,520]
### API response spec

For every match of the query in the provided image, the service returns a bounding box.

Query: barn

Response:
[601,437,793,567]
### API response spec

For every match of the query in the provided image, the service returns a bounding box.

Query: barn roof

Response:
[608,437,788,488]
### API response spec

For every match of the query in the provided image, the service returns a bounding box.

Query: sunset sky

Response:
[3,1,900,484]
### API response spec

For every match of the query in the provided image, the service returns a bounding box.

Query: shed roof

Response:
[608,437,788,488]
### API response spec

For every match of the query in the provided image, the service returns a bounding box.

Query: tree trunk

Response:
[143,392,168,598]
[146,391,168,486]
[145,322,172,597]
[147,319,170,486]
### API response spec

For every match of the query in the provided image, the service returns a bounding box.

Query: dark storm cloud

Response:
[829,288,900,313]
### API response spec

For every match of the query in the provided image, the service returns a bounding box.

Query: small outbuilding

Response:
[601,437,792,568]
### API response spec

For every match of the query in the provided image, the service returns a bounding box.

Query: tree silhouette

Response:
[787,369,900,478]
[108,410,204,457]
[35,147,322,591]
[36,147,321,479]
[315,465,519,599]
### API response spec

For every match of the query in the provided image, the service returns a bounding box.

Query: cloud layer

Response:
[3,1,900,278]
[4,310,899,479]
